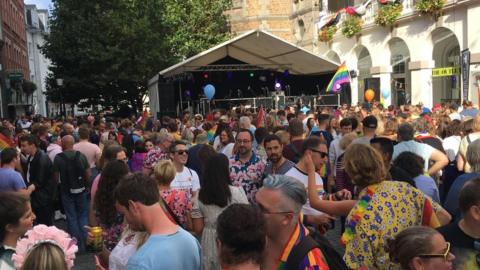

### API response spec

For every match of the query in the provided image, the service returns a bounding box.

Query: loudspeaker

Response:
[364,78,380,102]
[158,82,176,117]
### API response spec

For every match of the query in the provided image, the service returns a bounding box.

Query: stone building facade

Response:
[0,0,30,118]
[227,0,480,108]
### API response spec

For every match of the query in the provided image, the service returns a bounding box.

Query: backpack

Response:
[58,152,86,194]
[286,233,348,270]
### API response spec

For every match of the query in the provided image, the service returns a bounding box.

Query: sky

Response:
[24,0,53,10]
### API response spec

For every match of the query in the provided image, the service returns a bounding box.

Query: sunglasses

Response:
[309,148,328,158]
[418,242,451,261]
[255,203,293,215]
[175,150,188,155]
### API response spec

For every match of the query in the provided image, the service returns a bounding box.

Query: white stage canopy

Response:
[157,29,339,78]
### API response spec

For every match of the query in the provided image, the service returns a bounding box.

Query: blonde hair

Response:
[383,118,398,136]
[274,130,290,146]
[473,113,480,132]
[22,243,68,270]
[343,144,386,188]
[153,160,176,185]
[339,132,357,150]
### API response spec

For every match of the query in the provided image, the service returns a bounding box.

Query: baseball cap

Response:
[194,114,203,121]
[362,115,378,129]
[219,115,229,122]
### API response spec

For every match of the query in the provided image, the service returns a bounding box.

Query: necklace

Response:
[341,185,376,245]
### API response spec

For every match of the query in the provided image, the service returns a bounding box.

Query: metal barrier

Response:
[196,94,340,115]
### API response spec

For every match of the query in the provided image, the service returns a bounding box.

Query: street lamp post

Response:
[56,78,64,117]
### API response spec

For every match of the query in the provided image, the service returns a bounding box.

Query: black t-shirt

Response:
[437,220,480,269]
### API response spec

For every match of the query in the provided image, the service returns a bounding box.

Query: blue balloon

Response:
[382,89,390,99]
[204,84,215,101]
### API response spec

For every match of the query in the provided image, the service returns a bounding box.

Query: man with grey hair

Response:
[393,122,448,175]
[444,139,480,220]
[256,175,330,270]
[142,131,174,175]
[239,115,256,135]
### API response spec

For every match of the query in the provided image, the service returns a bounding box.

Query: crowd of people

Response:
[0,99,479,270]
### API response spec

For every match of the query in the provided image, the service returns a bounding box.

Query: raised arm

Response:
[304,153,356,216]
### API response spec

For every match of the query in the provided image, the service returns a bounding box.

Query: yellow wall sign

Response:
[432,67,461,77]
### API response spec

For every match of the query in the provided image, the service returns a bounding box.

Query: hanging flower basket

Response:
[416,0,445,20]
[22,80,37,96]
[375,3,403,27]
[318,25,337,42]
[342,15,363,39]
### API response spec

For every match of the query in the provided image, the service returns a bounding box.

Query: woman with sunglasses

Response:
[387,226,455,270]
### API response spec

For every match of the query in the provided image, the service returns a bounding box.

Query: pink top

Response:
[91,174,101,201]
[74,141,101,168]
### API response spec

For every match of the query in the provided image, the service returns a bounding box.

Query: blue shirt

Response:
[126,227,201,270]
[444,172,480,220]
[413,175,440,203]
[0,167,26,192]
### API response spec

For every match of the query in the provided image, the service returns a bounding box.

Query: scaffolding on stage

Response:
[192,94,340,115]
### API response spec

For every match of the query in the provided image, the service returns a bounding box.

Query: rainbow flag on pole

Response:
[135,110,149,130]
[326,62,350,93]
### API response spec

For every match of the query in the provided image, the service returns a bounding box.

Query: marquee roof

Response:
[158,29,339,79]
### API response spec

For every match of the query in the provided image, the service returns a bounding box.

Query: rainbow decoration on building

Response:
[326,62,350,93]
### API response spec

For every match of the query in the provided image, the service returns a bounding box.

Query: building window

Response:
[328,0,361,12]
[232,0,242,9]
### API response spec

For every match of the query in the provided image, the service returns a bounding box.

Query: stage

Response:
[148,30,348,117]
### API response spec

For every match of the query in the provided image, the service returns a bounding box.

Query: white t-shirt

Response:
[109,230,142,270]
[285,166,325,216]
[393,140,434,170]
[329,135,343,176]
[442,135,461,162]
[171,166,201,195]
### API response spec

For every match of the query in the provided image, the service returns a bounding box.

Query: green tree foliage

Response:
[41,0,232,111]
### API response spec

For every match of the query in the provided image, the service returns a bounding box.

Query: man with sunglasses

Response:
[438,177,480,269]
[255,174,330,270]
[285,137,351,222]
[169,141,200,199]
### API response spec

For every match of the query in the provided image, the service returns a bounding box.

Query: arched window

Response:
[357,46,372,103]
[432,28,460,104]
[389,38,410,105]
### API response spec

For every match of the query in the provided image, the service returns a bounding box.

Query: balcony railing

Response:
[363,0,454,27]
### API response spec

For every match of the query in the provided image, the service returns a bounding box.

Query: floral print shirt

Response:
[99,214,125,252]
[143,147,169,170]
[343,181,442,270]
[229,152,266,203]
[160,189,192,228]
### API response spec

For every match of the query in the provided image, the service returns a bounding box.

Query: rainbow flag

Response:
[0,133,14,151]
[326,62,350,93]
[136,110,149,130]
[256,105,266,128]
[422,198,440,228]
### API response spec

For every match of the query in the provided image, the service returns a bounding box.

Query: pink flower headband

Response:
[12,225,78,269]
